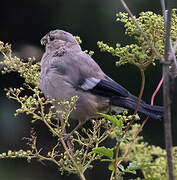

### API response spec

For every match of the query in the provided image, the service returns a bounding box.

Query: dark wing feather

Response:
[78,77,129,98]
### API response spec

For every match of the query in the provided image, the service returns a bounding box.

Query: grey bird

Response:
[40,29,163,132]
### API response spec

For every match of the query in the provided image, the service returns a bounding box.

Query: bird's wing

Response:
[78,76,129,97]
[51,51,129,98]
[73,52,129,97]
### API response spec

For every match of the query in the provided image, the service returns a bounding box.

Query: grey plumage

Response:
[40,29,163,130]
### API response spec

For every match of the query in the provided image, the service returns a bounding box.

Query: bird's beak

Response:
[40,36,48,46]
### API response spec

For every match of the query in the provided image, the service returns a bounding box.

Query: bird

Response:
[40,29,163,132]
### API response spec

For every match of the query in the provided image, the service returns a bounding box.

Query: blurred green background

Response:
[0,0,177,179]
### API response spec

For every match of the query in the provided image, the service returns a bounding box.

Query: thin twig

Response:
[151,76,164,106]
[134,69,145,115]
[37,95,85,179]
[161,0,174,179]
[117,117,148,167]
[60,138,86,180]
[111,68,146,180]
[112,68,145,179]
[111,65,146,179]
[161,0,177,78]
[116,68,146,164]
[123,69,145,134]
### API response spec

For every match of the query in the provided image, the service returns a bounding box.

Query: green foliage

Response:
[98,9,177,70]
[119,124,177,180]
[0,42,40,87]
[99,113,123,129]
[92,147,113,159]
[91,122,177,179]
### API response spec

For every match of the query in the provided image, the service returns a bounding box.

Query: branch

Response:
[161,0,177,78]
[161,0,174,180]
[151,76,164,106]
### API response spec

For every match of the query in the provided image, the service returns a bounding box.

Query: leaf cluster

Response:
[98,9,177,70]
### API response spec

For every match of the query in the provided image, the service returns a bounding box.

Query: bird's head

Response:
[40,29,79,51]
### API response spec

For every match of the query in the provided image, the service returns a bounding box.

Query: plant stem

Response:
[60,138,86,180]
[37,94,86,180]
[124,69,145,134]
[151,76,164,105]
[134,69,145,115]
[114,142,120,178]
[161,0,174,179]
[110,170,114,180]
[116,117,148,167]
[161,0,177,78]
[163,65,174,180]
[115,69,146,169]
[111,68,145,179]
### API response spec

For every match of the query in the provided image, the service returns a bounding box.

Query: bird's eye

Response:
[49,36,55,41]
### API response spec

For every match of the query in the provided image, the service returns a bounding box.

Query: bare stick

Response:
[161,0,177,78]
[123,69,145,134]
[151,76,164,106]
[161,0,174,179]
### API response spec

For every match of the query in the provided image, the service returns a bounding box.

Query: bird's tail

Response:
[110,95,163,120]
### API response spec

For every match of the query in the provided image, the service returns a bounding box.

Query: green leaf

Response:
[108,162,114,171]
[99,113,123,128]
[123,161,157,174]
[92,147,113,159]
[117,119,123,128]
